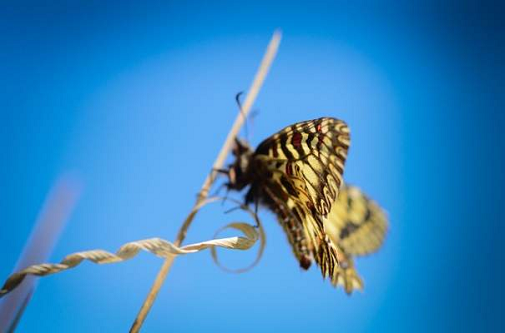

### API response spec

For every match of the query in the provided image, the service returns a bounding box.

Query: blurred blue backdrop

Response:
[1,1,504,332]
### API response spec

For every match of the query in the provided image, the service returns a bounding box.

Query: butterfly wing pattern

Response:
[325,185,388,257]
[225,117,387,294]
[323,185,388,293]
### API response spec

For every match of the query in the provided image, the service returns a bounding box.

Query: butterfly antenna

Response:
[224,205,243,214]
[222,187,232,207]
[212,182,226,196]
[253,194,260,226]
[235,91,249,141]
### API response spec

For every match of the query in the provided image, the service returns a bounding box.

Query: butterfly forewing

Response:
[255,118,350,216]
[249,118,351,284]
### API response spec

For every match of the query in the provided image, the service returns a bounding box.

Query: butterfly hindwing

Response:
[319,185,388,293]
[324,185,388,256]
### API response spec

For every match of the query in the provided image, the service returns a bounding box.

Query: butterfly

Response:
[224,117,387,293]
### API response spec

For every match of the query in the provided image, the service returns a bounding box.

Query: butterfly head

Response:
[225,138,254,191]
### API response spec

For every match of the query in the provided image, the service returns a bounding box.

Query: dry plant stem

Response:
[129,30,281,333]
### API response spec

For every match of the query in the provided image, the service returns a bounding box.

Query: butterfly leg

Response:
[212,168,229,177]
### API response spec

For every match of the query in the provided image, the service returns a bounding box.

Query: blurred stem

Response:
[129,30,281,333]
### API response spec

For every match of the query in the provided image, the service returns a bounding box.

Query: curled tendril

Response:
[207,196,266,274]
[0,196,265,298]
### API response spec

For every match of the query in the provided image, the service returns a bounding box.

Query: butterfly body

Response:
[225,117,387,293]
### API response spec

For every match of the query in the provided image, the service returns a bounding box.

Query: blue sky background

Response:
[1,1,504,332]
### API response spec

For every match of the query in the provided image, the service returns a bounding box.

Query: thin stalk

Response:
[129,30,281,333]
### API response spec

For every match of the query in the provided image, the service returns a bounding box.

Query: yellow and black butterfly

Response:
[224,117,387,294]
